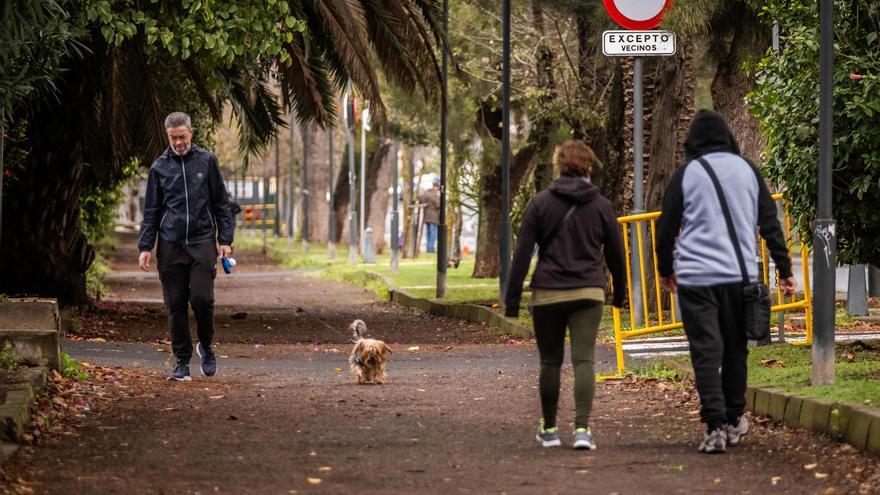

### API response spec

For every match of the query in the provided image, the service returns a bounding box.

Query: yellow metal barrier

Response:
[611,194,813,375]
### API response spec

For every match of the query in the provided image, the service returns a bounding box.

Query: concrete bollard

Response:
[363,228,376,264]
[847,264,869,316]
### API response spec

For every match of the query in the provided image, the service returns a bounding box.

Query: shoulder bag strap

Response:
[695,157,750,285]
[538,198,581,259]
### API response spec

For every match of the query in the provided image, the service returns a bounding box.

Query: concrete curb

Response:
[344,270,532,339]
[0,367,48,463]
[388,289,532,340]
[246,242,533,339]
[661,358,880,457]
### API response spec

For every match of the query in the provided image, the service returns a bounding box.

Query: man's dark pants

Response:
[157,241,217,362]
[678,283,749,430]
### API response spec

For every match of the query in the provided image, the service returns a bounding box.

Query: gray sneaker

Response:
[698,427,727,454]
[573,428,596,450]
[168,360,192,381]
[726,416,749,446]
[535,419,561,448]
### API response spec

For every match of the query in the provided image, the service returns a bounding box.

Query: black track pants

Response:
[678,283,749,430]
[157,241,217,362]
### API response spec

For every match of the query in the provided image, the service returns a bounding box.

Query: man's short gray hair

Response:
[164,112,192,130]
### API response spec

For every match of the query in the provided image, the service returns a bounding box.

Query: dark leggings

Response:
[531,299,604,429]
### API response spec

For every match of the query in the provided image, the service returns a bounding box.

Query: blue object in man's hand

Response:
[221,256,236,274]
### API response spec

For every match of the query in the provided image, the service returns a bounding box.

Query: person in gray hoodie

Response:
[656,110,797,453]
[505,140,626,450]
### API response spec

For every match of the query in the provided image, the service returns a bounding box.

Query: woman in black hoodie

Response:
[505,140,627,450]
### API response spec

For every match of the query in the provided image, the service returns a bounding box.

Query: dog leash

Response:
[294,306,338,332]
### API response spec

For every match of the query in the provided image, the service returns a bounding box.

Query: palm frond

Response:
[222,68,286,163]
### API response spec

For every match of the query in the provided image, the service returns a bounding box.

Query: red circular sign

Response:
[602,0,672,30]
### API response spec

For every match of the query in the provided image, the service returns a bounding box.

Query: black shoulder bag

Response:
[696,158,771,341]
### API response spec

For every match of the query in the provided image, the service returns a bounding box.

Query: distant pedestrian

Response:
[505,140,627,450]
[419,179,441,253]
[138,112,235,381]
[656,110,797,454]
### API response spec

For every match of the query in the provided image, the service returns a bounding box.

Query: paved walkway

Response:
[3,234,879,494]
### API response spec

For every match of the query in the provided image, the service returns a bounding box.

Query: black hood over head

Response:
[548,175,599,204]
[683,109,741,160]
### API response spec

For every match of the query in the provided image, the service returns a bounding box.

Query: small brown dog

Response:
[349,320,392,384]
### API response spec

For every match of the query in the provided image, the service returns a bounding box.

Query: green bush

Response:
[749,0,880,267]
[60,352,88,381]
[0,342,19,370]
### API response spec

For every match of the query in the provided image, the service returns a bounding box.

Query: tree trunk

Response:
[1,115,92,306]
[643,35,696,312]
[711,6,770,162]
[364,136,392,254]
[332,140,352,244]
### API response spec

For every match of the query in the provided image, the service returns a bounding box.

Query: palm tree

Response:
[0,0,446,305]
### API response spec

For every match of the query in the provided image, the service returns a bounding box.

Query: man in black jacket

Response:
[656,110,796,453]
[138,112,234,381]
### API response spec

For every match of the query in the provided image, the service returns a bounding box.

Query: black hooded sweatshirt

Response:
[504,175,627,317]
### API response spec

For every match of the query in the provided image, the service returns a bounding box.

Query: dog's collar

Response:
[354,352,366,369]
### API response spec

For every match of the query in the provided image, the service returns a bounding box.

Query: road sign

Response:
[602,31,677,57]
[602,0,671,30]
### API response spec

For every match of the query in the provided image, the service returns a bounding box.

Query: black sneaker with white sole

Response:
[168,360,192,381]
[196,341,217,377]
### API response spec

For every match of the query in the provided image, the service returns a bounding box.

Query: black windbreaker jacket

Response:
[138,144,234,252]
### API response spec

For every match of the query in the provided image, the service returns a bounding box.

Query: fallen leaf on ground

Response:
[815,472,829,479]
[318,467,332,472]
[407,346,420,351]
[208,395,226,400]
[334,368,342,372]
[306,478,322,485]
[771,476,782,486]
[760,359,785,368]
[804,463,818,470]
[161,407,178,412]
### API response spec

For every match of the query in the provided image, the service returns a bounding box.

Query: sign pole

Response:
[630,56,645,326]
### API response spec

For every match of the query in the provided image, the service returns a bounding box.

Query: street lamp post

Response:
[812,0,836,385]
[301,125,310,253]
[390,115,400,274]
[499,0,512,301]
[437,0,449,298]
[328,126,336,261]
[346,85,358,266]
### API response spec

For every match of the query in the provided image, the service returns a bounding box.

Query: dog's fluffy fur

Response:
[349,320,391,384]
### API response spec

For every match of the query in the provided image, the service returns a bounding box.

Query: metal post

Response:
[772,21,780,52]
[630,57,645,326]
[346,85,358,265]
[437,0,449,298]
[274,137,281,236]
[288,116,295,247]
[262,161,268,250]
[328,126,336,261]
[301,125,310,253]
[360,107,367,255]
[249,178,256,238]
[812,0,836,386]
[1,109,5,254]
[390,116,400,273]
[499,0,512,301]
